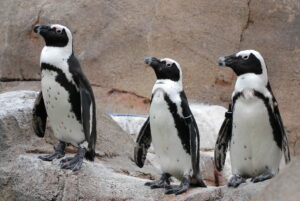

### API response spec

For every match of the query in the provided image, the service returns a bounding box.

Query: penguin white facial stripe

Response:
[161,58,183,81]
[237,50,268,83]
[51,25,63,32]
[161,59,174,67]
[161,58,180,69]
[236,50,252,57]
[50,24,73,46]
[236,50,264,64]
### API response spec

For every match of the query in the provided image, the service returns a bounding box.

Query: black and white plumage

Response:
[134,57,206,195]
[215,50,290,187]
[32,24,96,171]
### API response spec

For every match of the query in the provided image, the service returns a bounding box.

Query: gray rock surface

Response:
[110,103,226,150]
[0,153,269,201]
[254,155,300,201]
[0,90,271,201]
[110,104,231,185]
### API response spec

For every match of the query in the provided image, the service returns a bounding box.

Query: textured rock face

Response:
[110,104,231,185]
[0,0,299,155]
[0,90,271,201]
[0,90,44,154]
[110,103,226,150]
[254,155,300,201]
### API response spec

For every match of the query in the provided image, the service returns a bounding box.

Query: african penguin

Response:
[134,57,206,195]
[214,50,290,187]
[32,24,97,171]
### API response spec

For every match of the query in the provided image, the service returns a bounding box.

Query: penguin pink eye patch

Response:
[52,26,63,32]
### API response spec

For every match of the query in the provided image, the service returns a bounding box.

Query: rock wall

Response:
[0,1,299,151]
[255,154,300,201]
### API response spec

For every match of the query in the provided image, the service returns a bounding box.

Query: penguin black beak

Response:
[144,57,160,68]
[33,25,51,34]
[217,56,226,66]
[217,55,236,68]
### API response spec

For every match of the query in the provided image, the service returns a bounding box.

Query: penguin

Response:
[32,24,97,171]
[134,57,206,195]
[214,50,291,187]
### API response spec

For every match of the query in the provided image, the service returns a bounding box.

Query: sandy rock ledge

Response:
[0,90,270,201]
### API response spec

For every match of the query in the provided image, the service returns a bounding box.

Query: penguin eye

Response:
[56,29,62,34]
[242,55,249,60]
[166,63,172,67]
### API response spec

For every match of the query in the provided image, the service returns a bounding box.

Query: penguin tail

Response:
[191,175,207,188]
[197,179,207,188]
[85,148,95,161]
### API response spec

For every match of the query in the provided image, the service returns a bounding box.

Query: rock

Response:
[254,155,300,201]
[0,153,269,201]
[0,90,269,200]
[110,103,231,185]
[111,103,226,150]
[0,0,246,104]
[0,154,166,201]
[0,154,268,201]
[0,90,159,200]
[110,114,147,140]
[0,0,298,155]
[0,90,50,156]
[190,104,226,150]
[181,181,269,201]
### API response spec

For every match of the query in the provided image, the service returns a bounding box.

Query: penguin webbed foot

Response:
[228,174,246,188]
[38,141,66,161]
[60,147,85,171]
[145,173,171,189]
[251,172,274,183]
[191,178,207,188]
[165,176,190,195]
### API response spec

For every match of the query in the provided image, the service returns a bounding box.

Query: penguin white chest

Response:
[41,69,85,146]
[149,89,191,180]
[230,94,282,177]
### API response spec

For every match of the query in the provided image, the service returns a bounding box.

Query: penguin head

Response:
[34,24,72,48]
[217,49,268,84]
[144,57,182,82]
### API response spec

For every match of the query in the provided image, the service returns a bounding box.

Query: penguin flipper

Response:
[185,115,206,187]
[68,54,97,161]
[180,91,206,186]
[274,104,291,164]
[78,79,97,161]
[32,91,47,137]
[267,82,290,164]
[134,117,151,168]
[214,104,233,172]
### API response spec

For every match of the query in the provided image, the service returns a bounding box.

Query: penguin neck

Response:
[233,72,269,97]
[152,79,183,94]
[41,43,73,66]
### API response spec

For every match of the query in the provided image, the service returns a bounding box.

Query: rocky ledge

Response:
[0,90,295,201]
